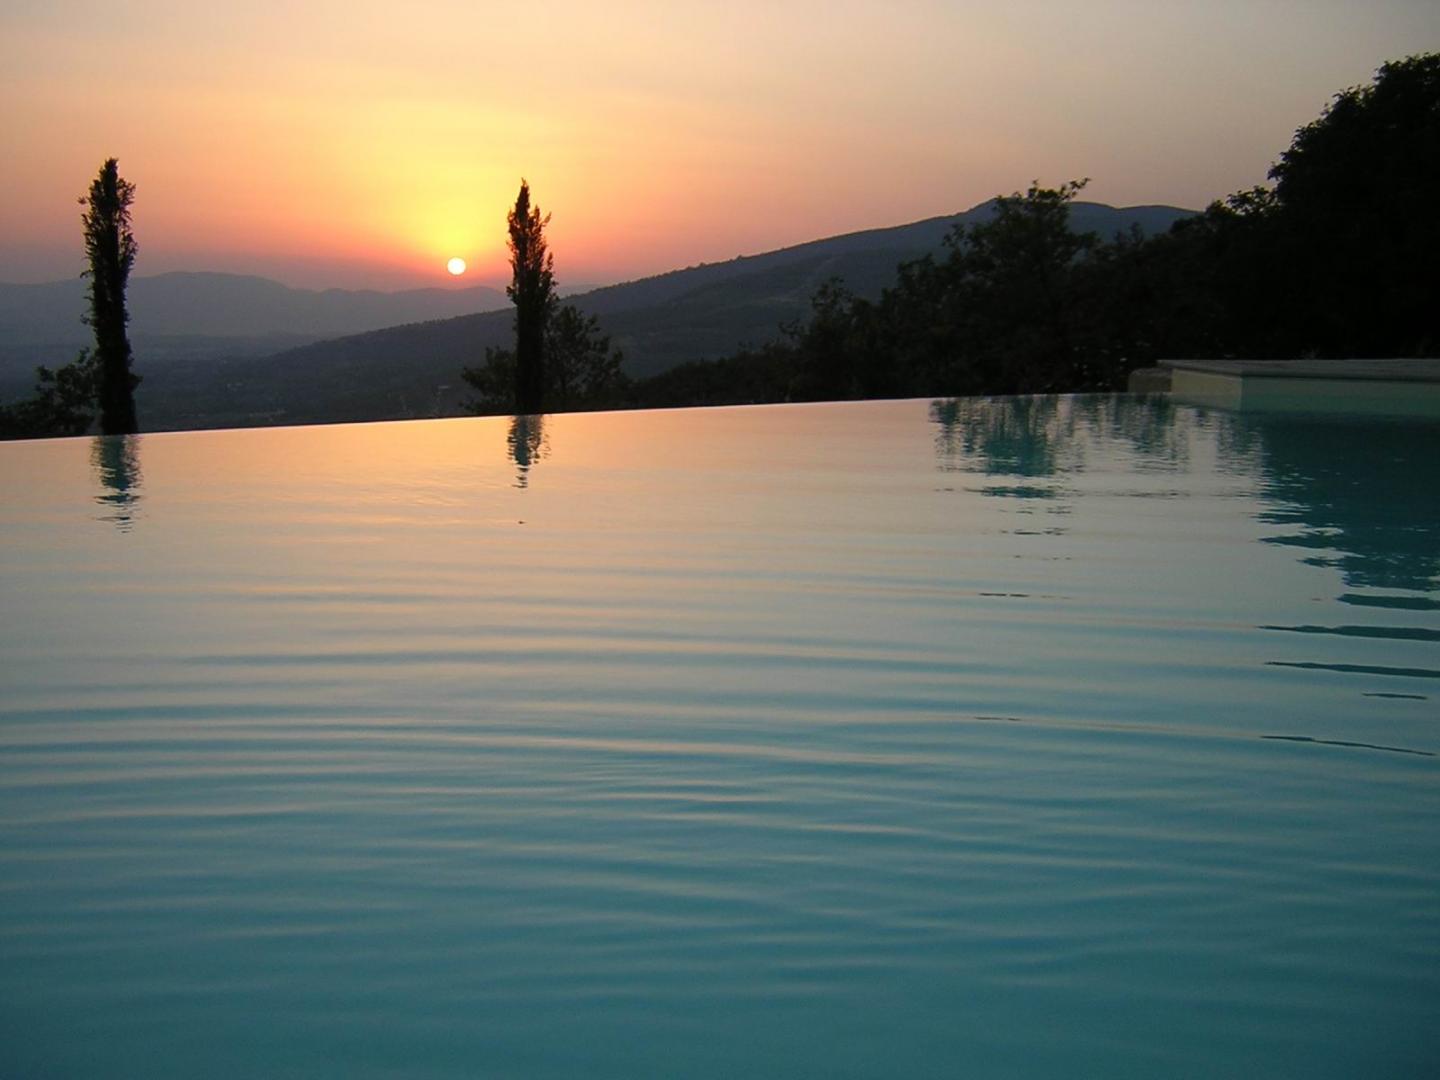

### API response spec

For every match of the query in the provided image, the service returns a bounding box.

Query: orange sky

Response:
[2,1,1436,290]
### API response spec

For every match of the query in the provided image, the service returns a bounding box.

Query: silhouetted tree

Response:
[646,53,1439,404]
[929,179,1098,391]
[799,179,1101,397]
[628,341,800,410]
[1262,52,1440,356]
[0,349,100,440]
[463,302,627,414]
[82,158,141,434]
[546,305,629,409]
[1091,52,1440,361]
[784,279,886,401]
[461,344,515,413]
[506,180,555,413]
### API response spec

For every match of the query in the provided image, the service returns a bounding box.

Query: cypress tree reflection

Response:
[91,433,142,530]
[507,414,547,490]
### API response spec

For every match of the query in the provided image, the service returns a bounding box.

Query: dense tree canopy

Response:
[1261,52,1439,356]
[635,52,1438,410]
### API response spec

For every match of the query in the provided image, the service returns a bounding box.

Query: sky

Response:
[2,1,1436,291]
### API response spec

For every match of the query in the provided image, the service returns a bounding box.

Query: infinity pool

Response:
[1,397,1436,1078]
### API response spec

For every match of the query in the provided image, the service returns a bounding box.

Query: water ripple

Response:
[2,399,1438,1080]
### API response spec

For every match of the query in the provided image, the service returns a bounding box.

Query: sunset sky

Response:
[2,1,1436,291]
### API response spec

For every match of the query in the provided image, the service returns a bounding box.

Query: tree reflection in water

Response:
[1248,415,1440,593]
[929,394,1440,594]
[91,433,142,531]
[508,414,547,490]
[931,395,1078,478]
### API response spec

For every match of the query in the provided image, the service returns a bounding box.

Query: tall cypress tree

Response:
[506,180,555,414]
[82,158,140,435]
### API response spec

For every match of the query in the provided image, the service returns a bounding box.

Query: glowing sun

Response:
[446,257,467,276]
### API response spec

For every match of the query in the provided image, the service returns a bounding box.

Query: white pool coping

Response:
[1138,359,1440,416]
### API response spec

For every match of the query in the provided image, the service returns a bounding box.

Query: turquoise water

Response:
[1,396,1437,1078]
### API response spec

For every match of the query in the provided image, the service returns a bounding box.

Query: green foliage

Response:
[82,158,141,434]
[0,350,100,439]
[462,303,628,414]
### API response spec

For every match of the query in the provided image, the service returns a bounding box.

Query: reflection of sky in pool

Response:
[2,396,1437,1078]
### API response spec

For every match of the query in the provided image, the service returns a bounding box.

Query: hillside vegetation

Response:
[123,202,1189,431]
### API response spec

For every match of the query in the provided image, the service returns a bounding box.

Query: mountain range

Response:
[0,273,507,392]
[2,201,1193,431]
[0,271,510,343]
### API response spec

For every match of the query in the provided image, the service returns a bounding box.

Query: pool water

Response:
[1,396,1437,1078]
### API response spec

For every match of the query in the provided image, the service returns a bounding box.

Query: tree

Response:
[0,350,99,440]
[849,179,1100,396]
[2,159,141,440]
[625,180,1112,407]
[506,180,555,413]
[1114,52,1440,361]
[460,345,515,414]
[461,303,628,414]
[82,158,141,435]
[784,279,885,401]
[1262,52,1440,356]
[544,304,628,409]
[942,179,1099,391]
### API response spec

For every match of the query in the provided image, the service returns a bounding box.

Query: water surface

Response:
[2,397,1437,1078]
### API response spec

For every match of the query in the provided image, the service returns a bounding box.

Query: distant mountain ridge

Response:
[0,271,507,345]
[575,201,1191,318]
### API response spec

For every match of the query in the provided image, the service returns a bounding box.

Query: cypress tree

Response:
[82,158,140,435]
[506,180,554,414]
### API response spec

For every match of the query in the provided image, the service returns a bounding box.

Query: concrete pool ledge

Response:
[1129,358,1440,417]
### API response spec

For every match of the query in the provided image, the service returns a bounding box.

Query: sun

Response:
[446,256,467,276]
